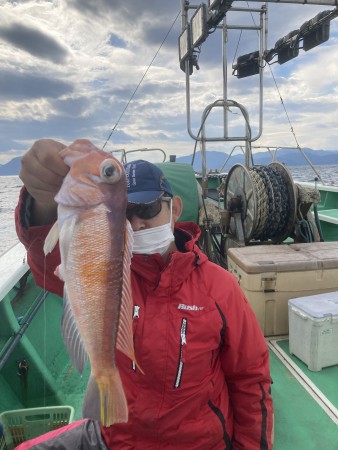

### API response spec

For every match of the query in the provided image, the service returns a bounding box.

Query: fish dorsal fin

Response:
[43,221,59,255]
[61,288,88,374]
[59,139,96,167]
[116,220,143,373]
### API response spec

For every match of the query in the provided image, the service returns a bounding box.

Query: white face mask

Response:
[132,201,175,256]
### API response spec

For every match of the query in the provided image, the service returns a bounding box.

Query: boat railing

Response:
[0,241,28,301]
[111,148,167,164]
[0,289,50,372]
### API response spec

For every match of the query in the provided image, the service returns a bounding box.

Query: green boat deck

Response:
[269,338,338,449]
[0,273,89,421]
[1,274,338,448]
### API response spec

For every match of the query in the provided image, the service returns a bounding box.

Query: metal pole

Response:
[0,291,49,371]
[222,16,228,139]
[249,4,267,143]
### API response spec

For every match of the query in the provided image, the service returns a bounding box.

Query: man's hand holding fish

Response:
[20,139,69,226]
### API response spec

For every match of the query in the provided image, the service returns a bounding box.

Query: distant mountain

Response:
[176,148,338,172]
[0,157,21,176]
[1,148,338,176]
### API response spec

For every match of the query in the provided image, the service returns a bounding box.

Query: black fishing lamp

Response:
[178,25,193,75]
[300,10,331,51]
[191,4,208,48]
[178,4,208,75]
[275,30,300,65]
[232,50,260,79]
[207,0,233,28]
[208,0,233,12]
[208,0,221,9]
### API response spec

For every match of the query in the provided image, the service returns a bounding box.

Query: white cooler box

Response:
[289,292,338,371]
[227,242,338,336]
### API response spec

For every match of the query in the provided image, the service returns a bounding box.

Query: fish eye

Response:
[100,159,122,184]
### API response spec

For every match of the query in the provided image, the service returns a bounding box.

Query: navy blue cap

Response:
[124,159,173,204]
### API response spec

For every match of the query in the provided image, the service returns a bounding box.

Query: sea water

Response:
[1,176,23,256]
[1,165,338,256]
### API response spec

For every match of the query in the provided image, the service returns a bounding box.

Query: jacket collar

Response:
[130,222,207,292]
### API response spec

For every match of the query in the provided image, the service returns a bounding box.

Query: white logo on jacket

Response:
[177,304,205,311]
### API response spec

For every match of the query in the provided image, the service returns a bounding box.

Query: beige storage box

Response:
[288,292,338,371]
[227,242,338,336]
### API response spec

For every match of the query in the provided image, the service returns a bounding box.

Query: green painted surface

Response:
[317,189,338,211]
[276,339,338,410]
[270,349,338,449]
[315,187,338,240]
[157,162,200,223]
[2,268,338,447]
[0,274,89,420]
[196,174,224,191]
[319,209,338,219]
[319,221,338,242]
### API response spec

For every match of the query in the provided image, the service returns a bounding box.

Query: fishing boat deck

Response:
[0,270,90,420]
[0,279,338,450]
[269,337,338,449]
[1,250,338,447]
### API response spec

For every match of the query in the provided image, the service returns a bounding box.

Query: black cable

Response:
[102,10,181,150]
[313,205,325,242]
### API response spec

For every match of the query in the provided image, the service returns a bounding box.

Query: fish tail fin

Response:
[83,370,128,426]
[98,369,128,426]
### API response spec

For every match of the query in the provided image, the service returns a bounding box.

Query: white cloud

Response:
[0,0,337,165]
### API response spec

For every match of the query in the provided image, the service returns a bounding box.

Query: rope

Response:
[247,165,291,241]
[269,165,290,235]
[250,169,268,238]
[252,166,275,240]
[268,69,303,150]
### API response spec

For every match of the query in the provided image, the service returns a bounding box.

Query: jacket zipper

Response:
[132,305,140,371]
[174,318,187,388]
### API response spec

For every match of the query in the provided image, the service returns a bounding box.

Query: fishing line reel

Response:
[224,162,296,244]
[198,162,323,268]
[223,162,322,249]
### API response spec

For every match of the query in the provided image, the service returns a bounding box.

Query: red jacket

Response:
[15,188,273,450]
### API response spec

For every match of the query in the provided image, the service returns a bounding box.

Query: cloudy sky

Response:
[0,0,337,165]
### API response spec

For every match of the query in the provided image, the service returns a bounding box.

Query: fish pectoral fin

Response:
[44,221,59,255]
[54,264,65,281]
[61,289,88,374]
[83,372,128,426]
[116,220,143,373]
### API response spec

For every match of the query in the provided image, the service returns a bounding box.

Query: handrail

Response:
[124,148,167,163]
[0,290,49,371]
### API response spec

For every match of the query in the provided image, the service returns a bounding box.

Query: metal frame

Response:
[180,1,268,198]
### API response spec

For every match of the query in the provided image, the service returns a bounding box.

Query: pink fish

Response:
[44,139,138,426]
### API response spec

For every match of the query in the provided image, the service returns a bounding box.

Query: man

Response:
[15,139,274,450]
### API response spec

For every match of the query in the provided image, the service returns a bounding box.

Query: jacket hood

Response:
[130,221,208,294]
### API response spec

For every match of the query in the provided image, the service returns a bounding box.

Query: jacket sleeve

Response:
[15,186,64,297]
[219,272,274,450]
[14,419,108,450]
